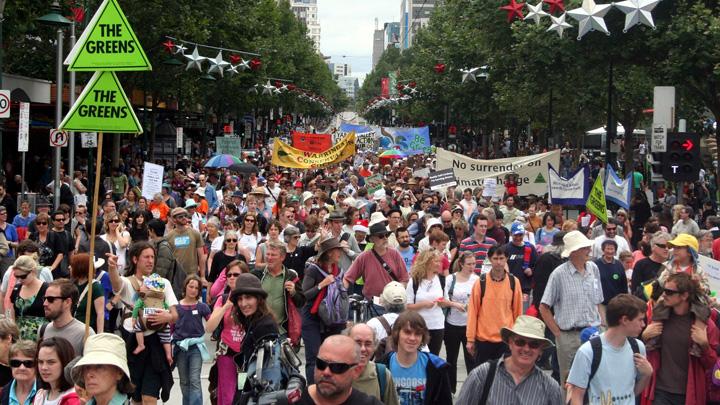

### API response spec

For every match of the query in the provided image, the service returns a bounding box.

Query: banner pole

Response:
[84,132,104,341]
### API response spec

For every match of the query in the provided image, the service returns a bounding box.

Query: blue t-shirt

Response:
[536,227,559,246]
[397,247,415,274]
[389,351,428,405]
[567,334,646,405]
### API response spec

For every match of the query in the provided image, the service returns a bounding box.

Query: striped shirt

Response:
[455,356,563,405]
[540,261,604,330]
[460,235,497,274]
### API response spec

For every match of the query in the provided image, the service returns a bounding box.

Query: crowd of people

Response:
[0,146,717,405]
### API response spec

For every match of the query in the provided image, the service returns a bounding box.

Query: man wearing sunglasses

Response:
[567,294,652,405]
[166,207,206,280]
[41,278,93,356]
[591,221,631,261]
[456,315,562,405]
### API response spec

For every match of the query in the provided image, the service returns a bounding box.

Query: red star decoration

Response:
[409,82,416,88]
[396,84,404,90]
[230,54,241,65]
[162,40,175,53]
[250,58,262,70]
[434,63,446,75]
[275,81,284,88]
[500,0,526,23]
[543,0,565,13]
[287,84,296,91]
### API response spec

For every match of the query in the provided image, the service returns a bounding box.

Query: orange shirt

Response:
[196,199,209,215]
[466,273,523,343]
[148,202,170,221]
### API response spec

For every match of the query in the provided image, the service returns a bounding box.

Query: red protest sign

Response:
[292,132,332,153]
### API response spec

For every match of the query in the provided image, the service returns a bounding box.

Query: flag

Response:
[604,165,632,209]
[548,163,590,205]
[587,175,608,224]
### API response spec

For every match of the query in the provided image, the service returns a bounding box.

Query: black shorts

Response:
[121,327,163,401]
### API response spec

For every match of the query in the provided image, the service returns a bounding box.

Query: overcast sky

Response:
[317,1,399,81]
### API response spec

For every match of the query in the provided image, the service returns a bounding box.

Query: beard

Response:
[399,240,410,248]
[316,376,351,398]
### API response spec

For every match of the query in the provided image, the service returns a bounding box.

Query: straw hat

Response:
[369,212,388,227]
[500,315,554,349]
[72,334,130,384]
[561,230,594,258]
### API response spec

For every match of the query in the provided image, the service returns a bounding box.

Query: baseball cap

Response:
[382,281,407,305]
[511,223,526,235]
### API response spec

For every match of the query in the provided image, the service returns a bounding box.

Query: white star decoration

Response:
[207,51,231,77]
[567,0,612,39]
[524,3,549,26]
[174,44,188,55]
[184,47,206,71]
[228,64,239,76]
[547,13,573,37]
[262,81,277,95]
[612,0,660,32]
[460,67,480,83]
[238,59,251,71]
[248,84,258,94]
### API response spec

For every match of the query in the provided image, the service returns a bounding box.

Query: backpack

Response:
[411,275,446,303]
[582,336,640,404]
[479,273,516,307]
[314,265,349,326]
[372,315,394,361]
[158,239,187,299]
[376,363,387,402]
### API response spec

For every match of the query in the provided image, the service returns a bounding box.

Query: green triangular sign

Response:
[64,0,151,71]
[59,71,142,133]
[534,173,546,183]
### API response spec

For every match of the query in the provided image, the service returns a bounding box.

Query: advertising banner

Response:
[272,131,355,169]
[436,148,560,197]
[339,123,431,155]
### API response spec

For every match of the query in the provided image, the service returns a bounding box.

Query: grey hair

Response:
[207,216,221,230]
[153,193,163,200]
[482,207,496,221]
[347,323,378,345]
[283,226,300,243]
[267,241,287,256]
[651,231,671,245]
[696,229,713,241]
[380,296,407,314]
[224,230,238,241]
[544,244,564,255]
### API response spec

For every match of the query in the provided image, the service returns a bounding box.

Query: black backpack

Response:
[158,240,187,299]
[479,273,516,307]
[411,275,445,302]
[582,336,640,404]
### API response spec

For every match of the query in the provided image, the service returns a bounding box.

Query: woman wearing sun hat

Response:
[71,333,134,405]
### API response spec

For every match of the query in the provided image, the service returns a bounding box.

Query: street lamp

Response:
[36,1,71,209]
[200,74,215,158]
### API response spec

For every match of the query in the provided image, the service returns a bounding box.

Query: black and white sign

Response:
[176,127,184,149]
[652,123,667,153]
[81,132,98,148]
[50,129,68,147]
[0,91,10,118]
[18,102,29,152]
[429,168,457,191]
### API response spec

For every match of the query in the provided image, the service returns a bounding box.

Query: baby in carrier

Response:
[132,273,173,364]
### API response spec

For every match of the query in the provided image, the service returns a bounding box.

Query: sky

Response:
[317,1,399,82]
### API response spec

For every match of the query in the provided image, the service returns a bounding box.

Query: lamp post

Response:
[200,74,215,158]
[163,56,183,164]
[36,2,71,209]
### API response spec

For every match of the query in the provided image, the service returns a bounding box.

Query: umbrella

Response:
[204,154,243,168]
[380,149,406,158]
[229,162,260,174]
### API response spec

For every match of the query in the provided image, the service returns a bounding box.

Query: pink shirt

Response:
[345,248,409,298]
[214,297,244,352]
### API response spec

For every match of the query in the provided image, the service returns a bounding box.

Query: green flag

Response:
[586,175,608,224]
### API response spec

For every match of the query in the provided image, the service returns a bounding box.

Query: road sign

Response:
[449,126,457,134]
[50,129,69,147]
[59,71,142,133]
[18,102,29,152]
[663,132,700,182]
[81,132,98,148]
[0,91,10,118]
[64,0,151,71]
[652,123,667,152]
[176,127,183,149]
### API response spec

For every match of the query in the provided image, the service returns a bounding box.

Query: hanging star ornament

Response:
[207,51,231,77]
[238,59,251,71]
[566,0,612,39]
[162,40,175,53]
[547,13,573,37]
[247,84,258,94]
[229,54,241,65]
[185,47,206,71]
[228,64,239,76]
[612,0,660,32]
[434,63,446,75]
[250,58,262,70]
[543,0,565,13]
[501,0,527,23]
[460,67,480,83]
[262,81,276,95]
[524,3,549,25]
[174,43,188,55]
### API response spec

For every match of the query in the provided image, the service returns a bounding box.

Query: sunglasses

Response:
[663,288,682,296]
[316,357,357,374]
[227,272,241,278]
[53,218,64,222]
[512,337,542,349]
[10,359,34,369]
[306,229,318,233]
[374,233,390,240]
[44,295,66,303]
[606,227,617,231]
[174,214,187,219]
[108,219,120,223]
[226,239,238,243]
[654,243,668,249]
[14,273,30,280]
[36,222,48,226]
[245,219,256,223]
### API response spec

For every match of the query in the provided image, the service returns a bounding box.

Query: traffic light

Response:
[663,132,700,182]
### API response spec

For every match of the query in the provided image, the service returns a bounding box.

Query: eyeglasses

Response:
[227,272,241,278]
[36,222,47,226]
[654,243,668,249]
[423,200,432,204]
[44,296,67,303]
[245,219,256,223]
[316,357,357,374]
[306,229,318,233]
[663,288,681,296]
[605,227,617,231]
[53,218,64,222]
[75,212,85,216]
[374,233,389,240]
[292,235,301,239]
[512,337,541,349]
[108,219,120,223]
[10,359,34,369]
[14,273,30,280]
[226,239,238,243]
[174,214,187,219]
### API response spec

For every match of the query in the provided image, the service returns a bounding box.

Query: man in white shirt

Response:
[460,188,478,221]
[591,222,631,260]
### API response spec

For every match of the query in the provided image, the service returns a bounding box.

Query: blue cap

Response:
[510,222,526,235]
[162,183,170,189]
[257,177,265,182]
[580,327,600,343]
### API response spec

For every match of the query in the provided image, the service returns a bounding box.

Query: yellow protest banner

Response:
[586,175,608,224]
[272,131,355,169]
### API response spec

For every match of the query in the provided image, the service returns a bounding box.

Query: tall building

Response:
[400,0,436,49]
[328,63,351,77]
[337,76,360,99]
[384,22,401,50]
[372,27,384,69]
[282,0,321,52]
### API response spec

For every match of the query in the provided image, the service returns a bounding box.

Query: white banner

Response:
[482,178,497,197]
[141,162,164,199]
[436,148,560,197]
[697,255,720,294]
[604,165,632,209]
[548,163,590,205]
[176,127,183,149]
[18,102,30,152]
